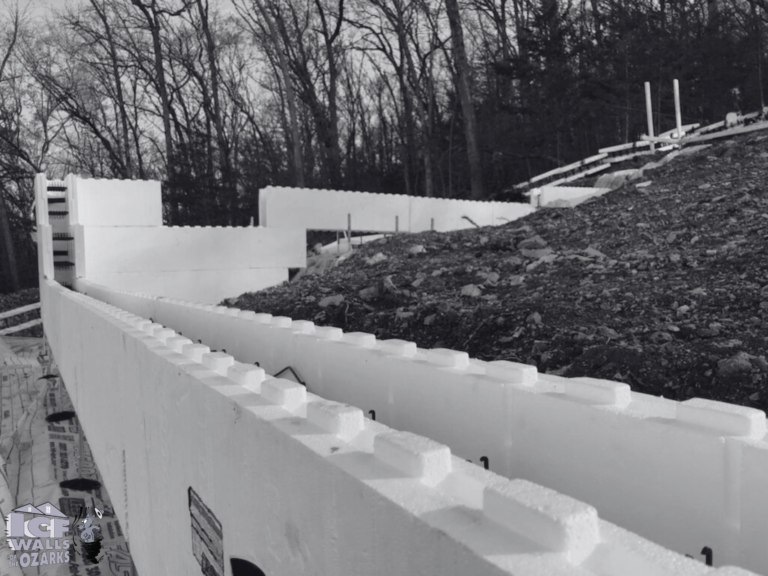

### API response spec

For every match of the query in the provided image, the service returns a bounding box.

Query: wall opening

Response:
[59,479,101,491]
[230,558,266,576]
[45,410,76,423]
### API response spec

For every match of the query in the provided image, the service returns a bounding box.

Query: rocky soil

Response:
[231,133,768,412]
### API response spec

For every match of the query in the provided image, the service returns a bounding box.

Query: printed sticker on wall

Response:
[189,487,224,576]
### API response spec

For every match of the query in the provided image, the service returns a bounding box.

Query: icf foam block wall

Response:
[72,226,305,304]
[74,280,768,576]
[42,279,752,576]
[532,186,612,208]
[259,186,535,232]
[66,175,163,226]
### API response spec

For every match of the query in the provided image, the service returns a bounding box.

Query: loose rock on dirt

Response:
[231,133,768,412]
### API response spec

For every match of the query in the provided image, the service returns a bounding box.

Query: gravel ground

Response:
[230,133,768,412]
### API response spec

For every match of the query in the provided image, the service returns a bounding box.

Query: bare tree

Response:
[445,0,483,198]
[0,5,23,292]
[234,0,305,186]
[128,0,191,221]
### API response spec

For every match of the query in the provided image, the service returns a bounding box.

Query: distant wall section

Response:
[530,186,612,208]
[259,187,534,232]
[74,225,304,302]
[35,175,307,303]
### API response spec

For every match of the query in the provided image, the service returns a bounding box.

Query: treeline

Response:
[0,0,766,292]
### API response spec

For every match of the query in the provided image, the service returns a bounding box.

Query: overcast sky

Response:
[14,0,239,19]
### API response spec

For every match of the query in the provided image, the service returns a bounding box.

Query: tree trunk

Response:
[131,0,178,221]
[445,0,484,199]
[91,0,133,178]
[195,0,236,223]
[314,0,344,188]
[254,0,305,186]
[0,190,19,292]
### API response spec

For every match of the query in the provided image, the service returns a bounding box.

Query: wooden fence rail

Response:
[0,302,42,335]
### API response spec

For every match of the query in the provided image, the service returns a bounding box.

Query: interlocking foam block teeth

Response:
[165,336,193,353]
[343,332,376,347]
[152,328,176,343]
[181,343,210,363]
[677,398,767,438]
[483,478,600,566]
[378,339,417,357]
[566,377,632,408]
[202,352,235,375]
[426,348,470,370]
[227,364,266,392]
[261,378,306,412]
[307,400,365,441]
[485,360,538,386]
[374,430,452,487]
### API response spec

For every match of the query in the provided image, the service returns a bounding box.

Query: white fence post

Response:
[645,82,655,153]
[674,79,683,144]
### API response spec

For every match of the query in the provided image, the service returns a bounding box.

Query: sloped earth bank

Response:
[231,134,768,412]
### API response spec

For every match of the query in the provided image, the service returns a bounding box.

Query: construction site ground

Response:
[230,133,768,412]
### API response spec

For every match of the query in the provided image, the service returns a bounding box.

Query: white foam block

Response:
[314,326,344,340]
[483,478,600,565]
[344,332,376,348]
[152,328,176,343]
[165,336,193,353]
[227,364,266,392]
[307,400,365,441]
[181,343,210,363]
[426,348,470,370]
[291,320,315,334]
[566,377,632,408]
[486,360,538,386]
[374,430,452,487]
[202,352,235,375]
[132,319,152,331]
[705,568,762,576]
[678,398,767,438]
[261,378,306,412]
[271,316,292,328]
[441,458,498,508]
[378,339,417,358]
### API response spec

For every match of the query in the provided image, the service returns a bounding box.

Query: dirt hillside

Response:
[231,134,768,412]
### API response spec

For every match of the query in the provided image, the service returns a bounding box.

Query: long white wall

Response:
[37,175,536,304]
[259,186,535,232]
[73,225,304,302]
[531,186,612,207]
[75,279,768,576]
[76,226,305,273]
[42,278,751,576]
[67,175,163,226]
[36,175,308,303]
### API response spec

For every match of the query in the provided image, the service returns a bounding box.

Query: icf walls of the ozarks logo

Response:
[4,502,105,569]
[4,502,72,569]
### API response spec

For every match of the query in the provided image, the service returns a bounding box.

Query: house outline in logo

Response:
[5,501,73,568]
[7,502,69,538]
